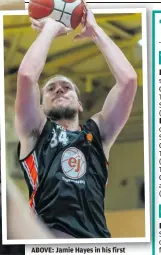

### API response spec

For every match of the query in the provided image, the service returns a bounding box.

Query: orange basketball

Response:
[28,0,84,29]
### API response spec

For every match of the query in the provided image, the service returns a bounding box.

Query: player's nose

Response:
[55,85,64,94]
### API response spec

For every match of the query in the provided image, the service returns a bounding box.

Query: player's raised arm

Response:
[92,24,137,148]
[74,6,137,149]
[15,18,71,141]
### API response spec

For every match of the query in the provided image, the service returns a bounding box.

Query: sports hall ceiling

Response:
[4,12,143,144]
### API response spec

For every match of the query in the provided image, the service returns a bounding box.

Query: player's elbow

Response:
[18,67,29,80]
[17,67,34,86]
[125,70,137,87]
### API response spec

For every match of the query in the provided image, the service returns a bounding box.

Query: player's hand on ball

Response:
[30,17,46,32]
[30,17,72,36]
[73,2,98,40]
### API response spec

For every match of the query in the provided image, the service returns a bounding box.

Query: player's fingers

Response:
[31,24,36,30]
[81,17,85,27]
[56,30,67,37]
[82,10,87,25]
[38,17,48,24]
[57,27,72,36]
[30,17,40,26]
[82,0,88,10]
[30,17,36,24]
[65,27,73,33]
[83,7,87,13]
[31,24,41,32]
[73,33,85,41]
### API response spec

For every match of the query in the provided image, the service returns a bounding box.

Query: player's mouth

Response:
[52,96,68,102]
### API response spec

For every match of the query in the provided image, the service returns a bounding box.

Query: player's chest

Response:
[49,125,81,149]
[42,125,91,177]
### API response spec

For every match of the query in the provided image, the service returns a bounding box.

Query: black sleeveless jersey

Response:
[18,118,111,238]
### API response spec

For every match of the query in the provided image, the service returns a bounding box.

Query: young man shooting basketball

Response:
[15,5,137,238]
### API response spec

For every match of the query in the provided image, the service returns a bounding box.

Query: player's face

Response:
[42,78,83,118]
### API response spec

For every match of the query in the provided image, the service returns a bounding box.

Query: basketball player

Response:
[15,4,137,238]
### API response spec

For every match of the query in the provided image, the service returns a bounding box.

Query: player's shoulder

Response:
[83,118,102,141]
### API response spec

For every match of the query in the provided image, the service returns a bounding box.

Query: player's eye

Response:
[66,84,72,89]
[48,87,53,91]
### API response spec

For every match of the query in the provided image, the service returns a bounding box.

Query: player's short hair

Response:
[40,75,81,104]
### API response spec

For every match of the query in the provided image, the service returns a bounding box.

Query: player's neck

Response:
[55,117,80,131]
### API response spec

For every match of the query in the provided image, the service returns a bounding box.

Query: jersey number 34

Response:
[50,129,69,148]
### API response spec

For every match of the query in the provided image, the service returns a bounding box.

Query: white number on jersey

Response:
[50,129,58,148]
[59,131,69,146]
[50,129,69,148]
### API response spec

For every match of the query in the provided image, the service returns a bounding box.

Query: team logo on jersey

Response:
[61,147,86,179]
